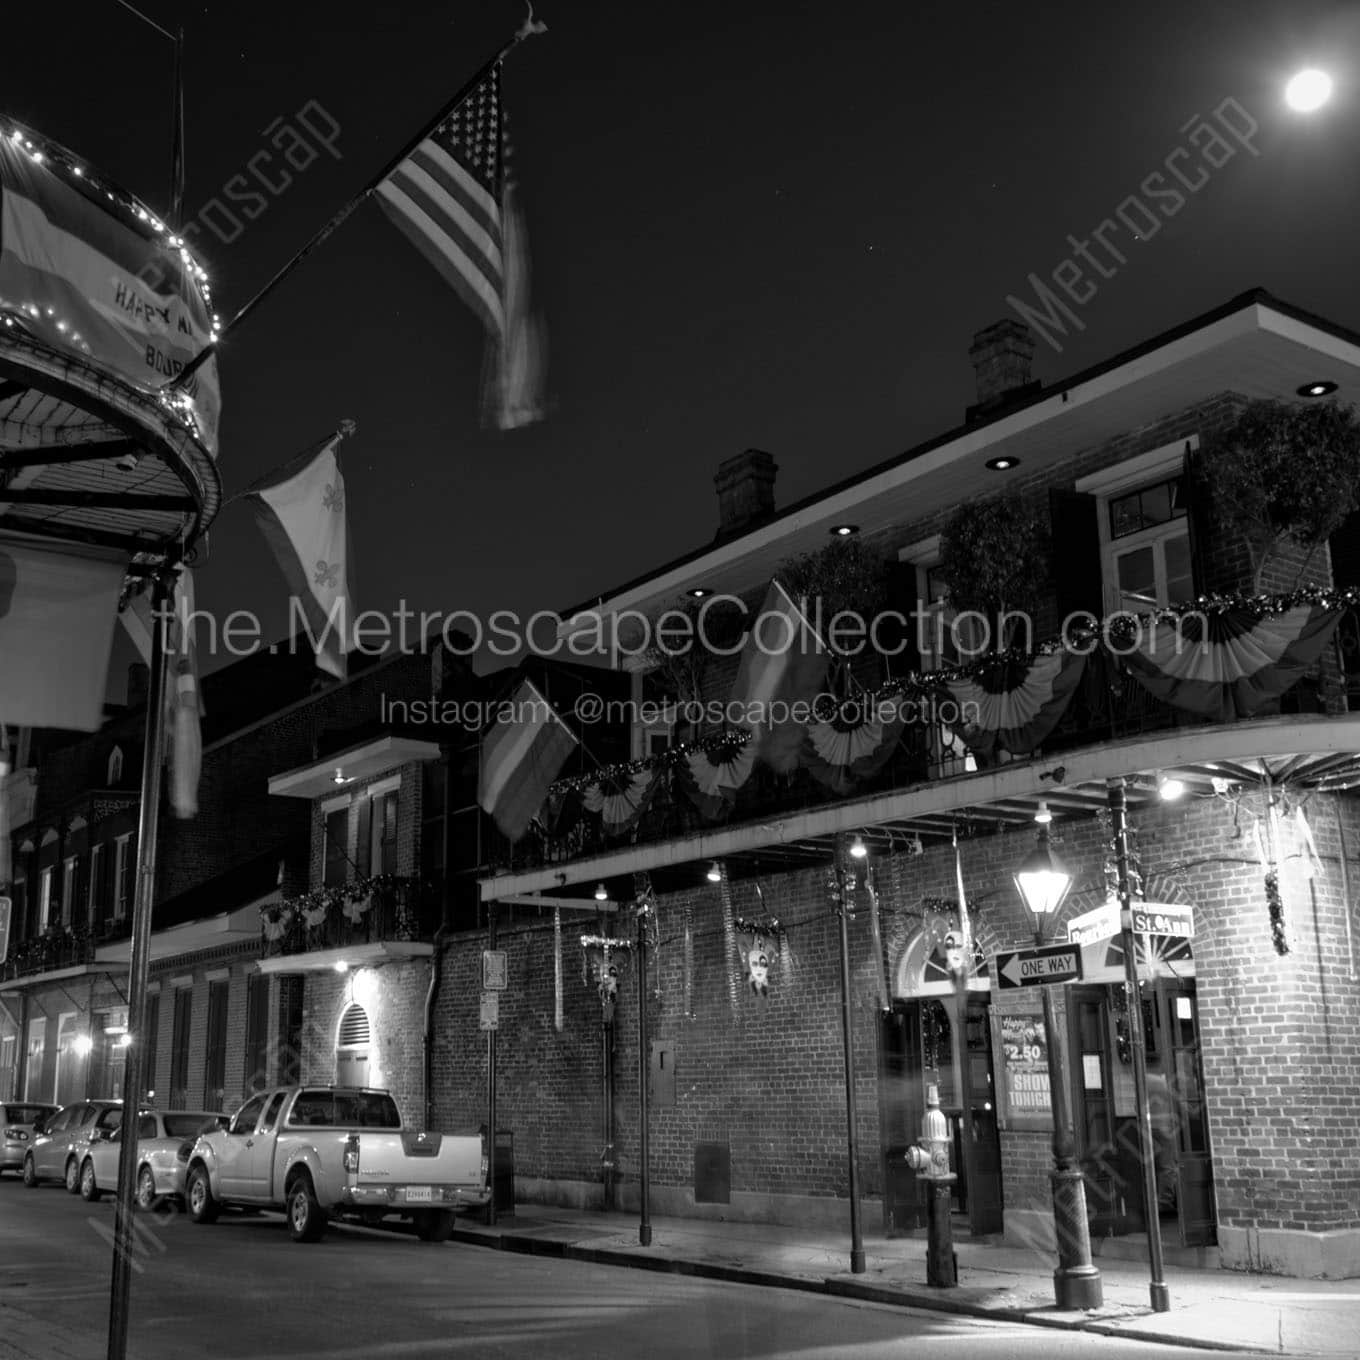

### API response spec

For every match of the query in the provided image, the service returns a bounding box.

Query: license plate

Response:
[405,1185,433,1204]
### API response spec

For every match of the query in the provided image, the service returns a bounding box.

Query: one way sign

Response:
[994,943,1084,989]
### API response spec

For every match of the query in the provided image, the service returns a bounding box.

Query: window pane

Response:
[1109,492,1142,539]
[1164,533,1193,604]
[1116,545,1157,603]
[1139,481,1172,526]
[1168,476,1187,517]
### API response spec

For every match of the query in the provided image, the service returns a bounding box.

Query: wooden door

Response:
[1161,984,1215,1246]
[963,998,1003,1235]
[879,1006,926,1233]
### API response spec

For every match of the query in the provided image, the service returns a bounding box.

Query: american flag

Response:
[376,63,508,338]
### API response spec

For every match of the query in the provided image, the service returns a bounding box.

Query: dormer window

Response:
[107,746,124,786]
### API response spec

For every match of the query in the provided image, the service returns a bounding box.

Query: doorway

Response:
[1067,979,1214,1247]
[880,994,1002,1236]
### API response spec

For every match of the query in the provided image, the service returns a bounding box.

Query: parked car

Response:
[22,1100,122,1191]
[2,1102,58,1176]
[77,1109,229,1207]
[185,1085,489,1242]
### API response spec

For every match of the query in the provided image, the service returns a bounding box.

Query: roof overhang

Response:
[95,898,272,966]
[269,735,442,799]
[558,293,1360,637]
[256,941,434,975]
[479,715,1360,899]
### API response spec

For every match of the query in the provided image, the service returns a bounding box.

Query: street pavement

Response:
[0,1177,1280,1360]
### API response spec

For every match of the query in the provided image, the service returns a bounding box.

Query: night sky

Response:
[9,1,1360,681]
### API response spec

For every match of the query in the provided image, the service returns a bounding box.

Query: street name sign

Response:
[1066,900,1120,946]
[479,991,500,1030]
[995,943,1084,989]
[482,949,508,990]
[1130,902,1194,938]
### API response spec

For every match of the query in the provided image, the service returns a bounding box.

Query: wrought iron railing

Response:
[260,879,439,959]
[489,640,1340,876]
[0,928,97,981]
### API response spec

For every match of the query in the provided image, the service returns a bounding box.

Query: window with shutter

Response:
[379,791,398,875]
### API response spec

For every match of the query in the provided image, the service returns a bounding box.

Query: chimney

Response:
[714,449,778,539]
[967,319,1040,419]
[127,663,149,710]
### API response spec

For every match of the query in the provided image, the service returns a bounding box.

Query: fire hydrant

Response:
[904,1083,957,1287]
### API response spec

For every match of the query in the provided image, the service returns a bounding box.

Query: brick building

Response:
[463,290,1360,1279]
[0,638,475,1129]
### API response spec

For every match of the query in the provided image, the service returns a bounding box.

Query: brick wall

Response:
[434,789,1360,1240]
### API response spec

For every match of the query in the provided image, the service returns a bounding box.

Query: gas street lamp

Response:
[1012,826,1103,1310]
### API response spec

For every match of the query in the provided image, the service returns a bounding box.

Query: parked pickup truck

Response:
[184,1085,488,1243]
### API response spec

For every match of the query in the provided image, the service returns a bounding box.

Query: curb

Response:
[449,1226,1276,1355]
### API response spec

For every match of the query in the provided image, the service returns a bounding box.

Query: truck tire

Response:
[416,1210,456,1243]
[79,1159,101,1202]
[286,1172,327,1243]
[186,1165,220,1224]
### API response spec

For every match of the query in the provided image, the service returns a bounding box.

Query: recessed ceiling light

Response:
[829,524,859,538]
[986,456,1019,471]
[688,587,712,599]
[1297,380,1337,398]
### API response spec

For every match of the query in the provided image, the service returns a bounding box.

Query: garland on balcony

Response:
[549,729,751,796]
[260,874,420,936]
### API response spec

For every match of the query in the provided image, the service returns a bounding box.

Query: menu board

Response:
[991,999,1054,1131]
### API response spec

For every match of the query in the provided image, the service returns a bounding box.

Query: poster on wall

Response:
[991,999,1054,1131]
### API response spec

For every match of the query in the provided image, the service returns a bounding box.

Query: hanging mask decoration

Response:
[746,935,770,997]
[598,963,621,1020]
[735,914,781,1000]
[943,931,965,978]
[580,934,633,1024]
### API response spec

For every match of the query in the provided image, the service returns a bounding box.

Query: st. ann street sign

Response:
[994,943,1084,989]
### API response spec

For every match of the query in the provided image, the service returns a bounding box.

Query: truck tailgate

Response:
[353,1131,484,1188]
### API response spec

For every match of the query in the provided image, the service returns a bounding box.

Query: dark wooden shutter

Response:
[380,792,398,875]
[355,797,373,877]
[1181,442,1210,596]
[1329,510,1360,590]
[882,560,923,674]
[1048,488,1104,622]
[323,807,348,887]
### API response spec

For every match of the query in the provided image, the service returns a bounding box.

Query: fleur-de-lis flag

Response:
[246,431,354,678]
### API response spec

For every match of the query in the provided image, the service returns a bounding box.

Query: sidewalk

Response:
[450,1204,1360,1357]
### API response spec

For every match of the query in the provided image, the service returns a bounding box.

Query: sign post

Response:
[1108,778,1171,1313]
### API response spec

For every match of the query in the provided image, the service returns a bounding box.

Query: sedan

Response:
[78,1110,229,1208]
[1,1102,59,1175]
[23,1100,122,1191]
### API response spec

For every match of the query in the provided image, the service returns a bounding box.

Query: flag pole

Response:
[106,562,176,1360]
[168,15,547,392]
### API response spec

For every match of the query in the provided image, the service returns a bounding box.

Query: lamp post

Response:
[635,891,652,1247]
[833,840,866,1275]
[1012,825,1103,1311]
[1106,779,1171,1313]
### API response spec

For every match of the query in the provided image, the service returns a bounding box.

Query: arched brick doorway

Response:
[880,911,1003,1237]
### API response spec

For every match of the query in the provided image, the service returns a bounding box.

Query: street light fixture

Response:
[1285,67,1334,112]
[1012,827,1102,1310]
[1013,826,1073,928]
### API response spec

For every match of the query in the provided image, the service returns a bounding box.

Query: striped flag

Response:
[729,579,829,773]
[118,568,203,818]
[478,679,577,842]
[247,435,353,679]
[374,62,544,430]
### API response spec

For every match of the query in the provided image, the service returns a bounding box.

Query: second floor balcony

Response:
[0,920,132,986]
[258,876,441,975]
[484,600,1360,893]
